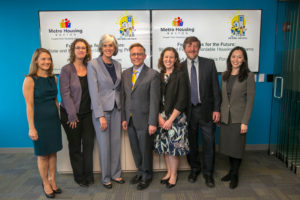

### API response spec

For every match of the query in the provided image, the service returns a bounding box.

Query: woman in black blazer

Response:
[154,47,189,188]
[219,46,255,189]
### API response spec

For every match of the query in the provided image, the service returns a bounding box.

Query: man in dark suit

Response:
[181,36,221,187]
[121,43,160,190]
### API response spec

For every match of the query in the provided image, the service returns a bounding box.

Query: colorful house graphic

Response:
[231,15,246,36]
[119,15,135,37]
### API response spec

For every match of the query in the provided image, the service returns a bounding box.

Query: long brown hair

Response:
[27,48,54,77]
[69,38,92,66]
[223,46,250,82]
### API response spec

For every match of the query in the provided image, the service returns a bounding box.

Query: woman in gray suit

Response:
[87,34,124,189]
[219,46,255,189]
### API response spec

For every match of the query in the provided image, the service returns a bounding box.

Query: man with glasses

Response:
[121,43,160,190]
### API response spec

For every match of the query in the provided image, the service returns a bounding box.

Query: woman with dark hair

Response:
[59,38,95,187]
[219,46,255,189]
[154,47,189,188]
[23,48,62,198]
[87,34,124,189]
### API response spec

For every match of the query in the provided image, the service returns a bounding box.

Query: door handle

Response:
[274,76,283,99]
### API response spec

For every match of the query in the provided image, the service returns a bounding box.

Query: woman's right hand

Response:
[158,114,165,128]
[99,117,108,131]
[67,120,79,129]
[29,128,38,141]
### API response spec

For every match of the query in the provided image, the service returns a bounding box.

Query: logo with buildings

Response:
[60,18,71,28]
[172,17,183,27]
[118,15,135,37]
[231,15,246,36]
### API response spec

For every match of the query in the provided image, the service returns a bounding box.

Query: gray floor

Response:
[1,151,300,200]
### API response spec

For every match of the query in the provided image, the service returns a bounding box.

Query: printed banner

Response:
[152,10,261,72]
[39,11,151,74]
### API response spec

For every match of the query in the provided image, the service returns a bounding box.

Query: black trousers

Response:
[60,107,95,182]
[187,104,216,176]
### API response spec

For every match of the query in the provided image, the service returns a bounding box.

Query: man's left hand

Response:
[148,125,157,135]
[212,112,220,123]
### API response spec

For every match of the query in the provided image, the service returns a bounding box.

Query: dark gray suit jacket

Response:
[220,72,255,125]
[121,65,160,130]
[182,56,221,122]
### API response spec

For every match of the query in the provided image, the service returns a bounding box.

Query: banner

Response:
[39,11,151,74]
[152,10,261,72]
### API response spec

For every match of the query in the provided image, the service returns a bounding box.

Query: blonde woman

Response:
[23,48,62,198]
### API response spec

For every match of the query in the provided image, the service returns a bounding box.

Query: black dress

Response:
[31,76,62,156]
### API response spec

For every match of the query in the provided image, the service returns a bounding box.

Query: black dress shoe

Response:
[188,171,200,183]
[160,178,170,184]
[130,175,142,184]
[103,183,113,189]
[137,180,151,190]
[42,184,55,198]
[112,178,125,184]
[221,173,231,182]
[229,175,238,189]
[204,175,215,188]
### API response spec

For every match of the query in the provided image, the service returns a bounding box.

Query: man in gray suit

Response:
[121,43,160,190]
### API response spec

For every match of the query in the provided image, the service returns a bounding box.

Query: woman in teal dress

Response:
[23,48,62,198]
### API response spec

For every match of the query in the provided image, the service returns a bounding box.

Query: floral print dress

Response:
[154,74,189,156]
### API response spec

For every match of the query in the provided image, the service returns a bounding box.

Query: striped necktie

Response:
[132,70,138,90]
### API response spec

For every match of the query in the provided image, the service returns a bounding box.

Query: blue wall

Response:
[0,0,277,148]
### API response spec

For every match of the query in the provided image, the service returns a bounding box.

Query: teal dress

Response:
[31,76,62,156]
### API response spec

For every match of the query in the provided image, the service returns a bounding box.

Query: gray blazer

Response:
[87,56,121,119]
[121,65,160,130]
[59,63,83,122]
[220,72,255,125]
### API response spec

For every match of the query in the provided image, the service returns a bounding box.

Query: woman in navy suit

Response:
[87,34,124,189]
[60,38,95,187]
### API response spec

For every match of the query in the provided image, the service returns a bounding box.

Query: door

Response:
[269,0,300,173]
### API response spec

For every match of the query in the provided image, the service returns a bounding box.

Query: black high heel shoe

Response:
[42,183,55,198]
[160,177,170,184]
[52,187,62,194]
[103,183,112,189]
[166,176,178,189]
[221,173,231,182]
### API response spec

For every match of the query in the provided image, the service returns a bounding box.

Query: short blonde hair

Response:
[98,34,118,56]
